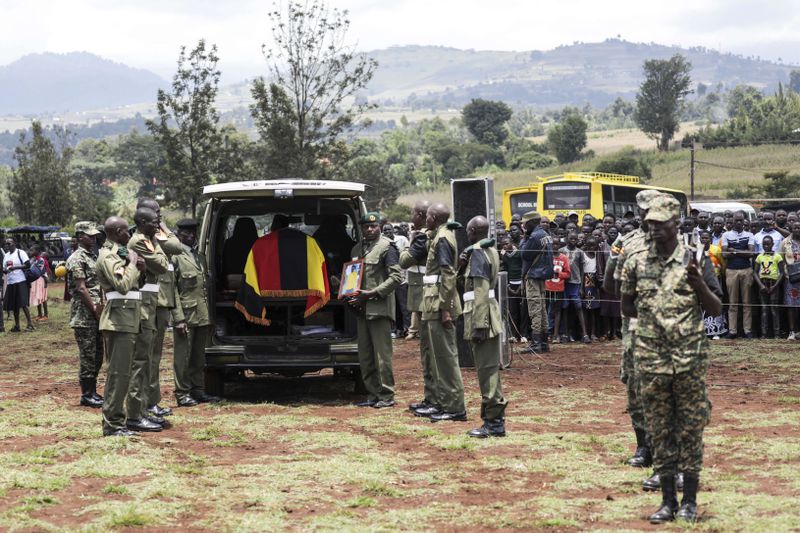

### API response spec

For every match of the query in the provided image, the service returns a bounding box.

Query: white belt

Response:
[409,266,427,274]
[509,280,522,285]
[140,283,160,292]
[106,291,141,301]
[463,289,495,302]
[422,275,440,285]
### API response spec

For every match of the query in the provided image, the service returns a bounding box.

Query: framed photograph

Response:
[338,259,364,299]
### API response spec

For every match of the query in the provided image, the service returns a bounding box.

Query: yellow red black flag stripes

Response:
[234,228,330,325]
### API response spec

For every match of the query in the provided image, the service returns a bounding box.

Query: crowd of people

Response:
[491,204,800,350]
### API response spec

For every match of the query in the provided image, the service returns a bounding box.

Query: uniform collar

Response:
[648,239,685,264]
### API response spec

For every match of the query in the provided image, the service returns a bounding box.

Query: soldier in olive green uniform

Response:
[401,200,440,413]
[349,212,403,408]
[420,203,466,422]
[170,219,220,407]
[138,198,183,418]
[95,216,146,437]
[462,216,507,438]
[66,221,105,408]
[603,189,662,471]
[621,196,722,524]
[126,207,170,432]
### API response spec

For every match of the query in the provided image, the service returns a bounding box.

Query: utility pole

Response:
[689,139,696,201]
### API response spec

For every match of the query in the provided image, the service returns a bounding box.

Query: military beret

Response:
[74,221,101,236]
[359,212,381,224]
[176,218,199,229]
[521,211,542,223]
[479,238,495,248]
[644,195,681,222]
[635,189,663,210]
[446,220,463,230]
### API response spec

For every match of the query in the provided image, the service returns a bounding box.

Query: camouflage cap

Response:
[644,195,681,222]
[521,211,541,223]
[635,189,663,210]
[359,212,381,225]
[74,221,101,236]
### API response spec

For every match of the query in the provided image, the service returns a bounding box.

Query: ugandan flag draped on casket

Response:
[235,228,330,325]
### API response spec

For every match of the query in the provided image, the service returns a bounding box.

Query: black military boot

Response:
[642,472,660,491]
[676,473,699,522]
[79,379,103,408]
[627,428,652,467]
[467,418,506,438]
[539,330,550,353]
[525,334,543,353]
[90,379,104,403]
[649,474,678,524]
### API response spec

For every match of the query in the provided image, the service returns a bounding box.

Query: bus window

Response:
[543,183,591,210]
[510,192,537,218]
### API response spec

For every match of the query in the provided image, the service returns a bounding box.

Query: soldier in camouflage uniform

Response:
[348,212,403,408]
[420,203,466,422]
[401,200,441,414]
[461,216,507,438]
[138,198,183,418]
[66,221,105,408]
[96,216,146,437]
[620,195,722,524]
[603,189,661,471]
[126,207,170,433]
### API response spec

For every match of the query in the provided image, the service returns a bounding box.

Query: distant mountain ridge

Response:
[365,40,799,108]
[0,52,164,115]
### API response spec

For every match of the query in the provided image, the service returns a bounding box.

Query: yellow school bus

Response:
[503,172,687,224]
[501,184,539,226]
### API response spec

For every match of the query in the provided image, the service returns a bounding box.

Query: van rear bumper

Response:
[205,342,359,368]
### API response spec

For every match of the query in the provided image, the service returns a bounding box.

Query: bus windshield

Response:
[510,191,537,217]
[543,182,591,211]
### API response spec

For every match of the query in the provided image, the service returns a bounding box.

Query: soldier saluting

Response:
[95,216,146,437]
[461,216,508,438]
[66,221,105,409]
[349,212,403,408]
[170,218,220,406]
[620,195,722,524]
[126,207,170,433]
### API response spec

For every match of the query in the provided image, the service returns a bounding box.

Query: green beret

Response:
[359,212,381,224]
[446,220,463,230]
[479,238,495,248]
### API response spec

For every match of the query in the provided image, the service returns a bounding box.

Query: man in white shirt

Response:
[2,237,35,332]
[753,212,783,253]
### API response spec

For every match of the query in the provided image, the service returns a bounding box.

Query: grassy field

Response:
[1,294,800,531]
[399,131,800,210]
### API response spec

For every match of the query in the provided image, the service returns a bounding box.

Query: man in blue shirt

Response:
[721,211,755,338]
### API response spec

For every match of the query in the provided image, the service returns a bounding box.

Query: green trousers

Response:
[74,326,103,381]
[102,331,136,433]
[471,337,507,421]
[640,369,710,476]
[147,307,170,408]
[418,318,440,406]
[129,311,156,419]
[425,318,465,413]
[173,325,208,398]
[620,318,646,432]
[356,315,395,402]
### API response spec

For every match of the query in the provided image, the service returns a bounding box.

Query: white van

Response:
[690,201,756,220]
[199,180,367,396]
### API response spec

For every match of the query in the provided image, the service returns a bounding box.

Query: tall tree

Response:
[251,0,377,178]
[147,39,221,217]
[634,54,693,151]
[10,121,73,225]
[547,110,587,164]
[461,99,512,147]
[69,139,116,222]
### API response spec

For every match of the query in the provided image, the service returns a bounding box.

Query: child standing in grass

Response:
[754,235,784,338]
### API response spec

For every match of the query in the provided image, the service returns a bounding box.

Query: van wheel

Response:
[352,369,368,395]
[205,369,225,397]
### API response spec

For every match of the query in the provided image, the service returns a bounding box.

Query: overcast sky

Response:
[2,0,798,82]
